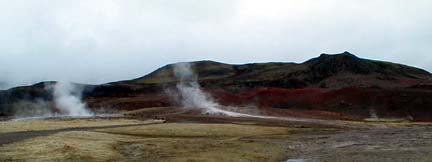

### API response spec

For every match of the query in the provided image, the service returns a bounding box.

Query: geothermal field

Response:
[2,1,432,161]
[0,0,432,162]
[2,111,432,162]
[1,54,432,162]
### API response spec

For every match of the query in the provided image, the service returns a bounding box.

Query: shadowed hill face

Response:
[130,61,237,84]
[2,52,431,97]
[0,82,55,116]
[1,52,432,120]
[305,52,430,78]
[306,52,377,75]
[121,52,432,90]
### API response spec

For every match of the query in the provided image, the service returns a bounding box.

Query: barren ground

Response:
[0,107,431,162]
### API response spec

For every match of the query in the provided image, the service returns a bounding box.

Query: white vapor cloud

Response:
[0,0,431,89]
[52,82,93,116]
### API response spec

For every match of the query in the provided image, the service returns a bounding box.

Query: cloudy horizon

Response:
[1,0,432,89]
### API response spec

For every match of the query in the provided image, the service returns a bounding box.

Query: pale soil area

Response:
[0,108,432,162]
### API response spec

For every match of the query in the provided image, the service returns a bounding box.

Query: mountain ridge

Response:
[117,52,431,91]
[1,52,432,120]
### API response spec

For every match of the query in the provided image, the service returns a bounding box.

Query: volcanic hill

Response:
[1,52,432,121]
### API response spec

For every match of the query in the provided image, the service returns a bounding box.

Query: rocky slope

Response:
[1,52,432,120]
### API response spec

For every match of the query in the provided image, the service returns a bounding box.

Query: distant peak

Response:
[320,51,356,57]
[342,51,352,55]
[170,60,226,66]
[312,51,359,63]
[304,51,365,71]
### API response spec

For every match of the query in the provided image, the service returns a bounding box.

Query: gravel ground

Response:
[1,108,431,162]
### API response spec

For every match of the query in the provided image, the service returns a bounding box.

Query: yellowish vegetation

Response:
[0,121,292,162]
[0,131,130,162]
[96,123,291,137]
[121,107,173,115]
[364,118,409,122]
[347,119,432,128]
[0,118,156,134]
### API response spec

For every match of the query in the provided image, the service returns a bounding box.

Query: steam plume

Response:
[172,62,250,117]
[12,99,54,118]
[12,82,93,119]
[0,81,9,90]
[52,82,93,116]
[369,109,378,119]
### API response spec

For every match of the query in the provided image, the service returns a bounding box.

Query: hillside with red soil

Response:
[1,52,432,121]
[210,87,432,121]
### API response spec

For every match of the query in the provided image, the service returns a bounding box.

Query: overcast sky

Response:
[1,0,431,89]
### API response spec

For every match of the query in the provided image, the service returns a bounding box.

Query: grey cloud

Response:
[0,0,431,89]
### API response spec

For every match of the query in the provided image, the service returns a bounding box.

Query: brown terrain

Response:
[1,52,432,162]
[2,52,432,121]
[1,108,431,162]
[77,52,432,120]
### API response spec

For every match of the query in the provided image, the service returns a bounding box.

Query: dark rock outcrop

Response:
[1,52,432,120]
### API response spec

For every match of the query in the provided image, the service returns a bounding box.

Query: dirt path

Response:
[126,107,378,129]
[0,122,163,146]
[282,124,432,162]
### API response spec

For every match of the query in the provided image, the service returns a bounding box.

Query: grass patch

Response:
[0,118,153,134]
[0,131,129,162]
[0,122,293,162]
[364,118,409,123]
[96,123,291,138]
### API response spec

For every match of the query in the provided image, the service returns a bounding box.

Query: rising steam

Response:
[172,62,253,117]
[12,82,93,119]
[52,82,93,117]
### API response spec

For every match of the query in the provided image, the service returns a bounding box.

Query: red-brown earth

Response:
[1,52,432,121]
